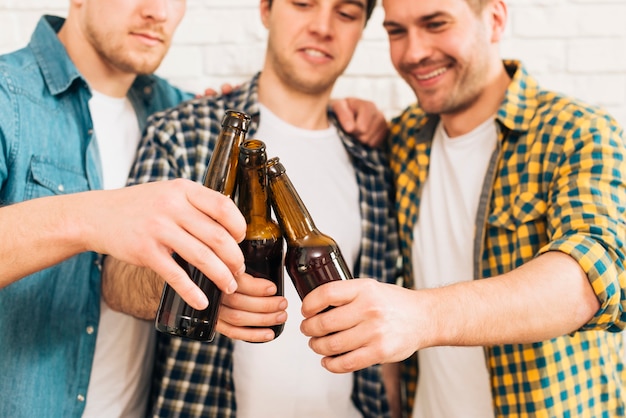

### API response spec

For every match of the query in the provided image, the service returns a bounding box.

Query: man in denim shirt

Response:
[0,1,250,417]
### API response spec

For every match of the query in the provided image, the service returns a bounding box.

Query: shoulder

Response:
[532,89,623,140]
[0,47,42,99]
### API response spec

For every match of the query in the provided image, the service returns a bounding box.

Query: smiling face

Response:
[76,0,186,75]
[382,0,504,117]
[261,0,367,96]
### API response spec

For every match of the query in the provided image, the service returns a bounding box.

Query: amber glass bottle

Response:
[237,140,285,339]
[266,157,352,301]
[155,109,251,342]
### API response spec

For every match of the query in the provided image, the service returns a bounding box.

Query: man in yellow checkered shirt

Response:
[300,0,626,417]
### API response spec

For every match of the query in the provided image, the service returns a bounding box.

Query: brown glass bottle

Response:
[237,140,284,340]
[155,109,251,342]
[266,157,352,302]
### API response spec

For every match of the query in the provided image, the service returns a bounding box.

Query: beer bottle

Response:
[237,140,284,339]
[266,157,352,302]
[155,109,251,342]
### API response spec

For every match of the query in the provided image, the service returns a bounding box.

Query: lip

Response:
[298,46,333,63]
[408,65,449,87]
[131,31,164,46]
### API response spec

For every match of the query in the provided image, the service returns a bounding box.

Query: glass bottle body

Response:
[267,157,352,302]
[238,139,285,339]
[155,109,251,342]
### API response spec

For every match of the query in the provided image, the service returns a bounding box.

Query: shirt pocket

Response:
[486,191,549,264]
[26,156,90,200]
[488,191,547,231]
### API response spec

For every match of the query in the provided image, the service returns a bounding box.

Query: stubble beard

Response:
[268,49,339,96]
[85,24,168,76]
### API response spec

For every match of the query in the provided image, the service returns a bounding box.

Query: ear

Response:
[260,0,271,29]
[488,0,507,43]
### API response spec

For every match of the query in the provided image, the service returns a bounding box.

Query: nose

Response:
[141,0,168,22]
[308,7,334,38]
[401,29,432,66]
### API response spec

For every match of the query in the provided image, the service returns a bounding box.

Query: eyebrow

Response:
[341,0,366,11]
[383,11,449,28]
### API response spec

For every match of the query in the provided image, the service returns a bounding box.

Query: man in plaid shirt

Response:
[103,0,400,417]
[301,0,626,417]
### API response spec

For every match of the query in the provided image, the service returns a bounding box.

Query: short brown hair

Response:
[267,0,377,24]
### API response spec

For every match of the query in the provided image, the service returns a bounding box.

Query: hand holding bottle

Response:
[217,272,288,342]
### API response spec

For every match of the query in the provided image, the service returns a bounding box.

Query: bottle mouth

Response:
[266,157,286,178]
[222,109,251,132]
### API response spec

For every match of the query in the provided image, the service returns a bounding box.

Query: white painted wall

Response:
[2,0,625,126]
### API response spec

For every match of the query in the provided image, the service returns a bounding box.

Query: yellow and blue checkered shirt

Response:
[389,61,626,417]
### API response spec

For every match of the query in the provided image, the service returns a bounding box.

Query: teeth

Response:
[417,67,447,80]
[304,48,326,57]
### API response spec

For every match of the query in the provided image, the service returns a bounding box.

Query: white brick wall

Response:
[1,0,625,127]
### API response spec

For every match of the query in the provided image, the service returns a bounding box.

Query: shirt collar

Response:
[496,60,540,133]
[29,15,157,102]
[30,15,84,96]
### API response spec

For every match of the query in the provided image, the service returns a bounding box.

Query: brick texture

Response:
[1,0,625,126]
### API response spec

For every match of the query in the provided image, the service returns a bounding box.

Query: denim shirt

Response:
[0,15,191,418]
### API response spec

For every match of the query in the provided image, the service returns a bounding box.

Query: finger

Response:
[218,301,287,328]
[319,345,380,374]
[216,319,276,342]
[220,83,234,95]
[202,88,219,97]
[307,317,373,357]
[300,279,356,319]
[235,273,279,297]
[331,98,356,133]
[162,210,242,295]
[147,248,210,310]
[222,289,287,316]
[186,184,247,242]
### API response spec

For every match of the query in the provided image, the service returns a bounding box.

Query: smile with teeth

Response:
[303,48,328,58]
[416,67,448,80]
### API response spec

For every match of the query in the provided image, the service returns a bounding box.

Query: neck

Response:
[257,71,333,131]
[441,62,511,138]
[57,16,136,98]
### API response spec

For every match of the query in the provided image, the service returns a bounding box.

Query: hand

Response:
[217,272,288,342]
[84,179,246,310]
[331,98,389,147]
[300,279,422,373]
[197,83,236,98]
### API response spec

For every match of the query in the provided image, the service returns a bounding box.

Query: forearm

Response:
[102,256,164,320]
[420,251,599,348]
[0,194,89,288]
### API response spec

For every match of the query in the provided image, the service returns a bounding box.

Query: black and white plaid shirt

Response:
[128,73,399,418]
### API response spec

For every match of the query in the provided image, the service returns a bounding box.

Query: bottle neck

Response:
[269,171,318,243]
[203,126,246,197]
[238,158,272,223]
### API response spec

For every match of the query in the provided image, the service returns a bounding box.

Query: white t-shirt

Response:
[411,119,497,418]
[231,103,363,418]
[82,90,153,418]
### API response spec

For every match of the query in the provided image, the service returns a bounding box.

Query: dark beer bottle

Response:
[155,109,251,342]
[266,157,352,302]
[237,140,285,339]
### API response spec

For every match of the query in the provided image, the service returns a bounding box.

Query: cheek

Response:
[388,42,405,71]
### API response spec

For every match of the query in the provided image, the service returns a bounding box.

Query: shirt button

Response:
[144,86,152,95]
[86,326,94,335]
[87,129,94,136]
[57,184,65,192]
[77,394,85,402]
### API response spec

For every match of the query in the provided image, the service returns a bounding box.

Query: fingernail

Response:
[264,332,274,341]
[276,312,287,322]
[226,280,238,294]
[265,285,277,296]
[278,299,288,310]
[195,290,209,309]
